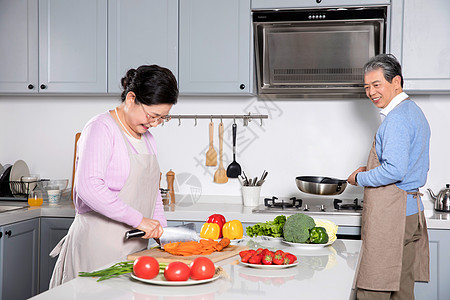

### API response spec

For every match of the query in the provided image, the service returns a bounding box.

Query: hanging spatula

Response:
[205,121,217,166]
[214,122,228,183]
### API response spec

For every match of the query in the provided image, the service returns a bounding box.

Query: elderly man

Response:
[348,54,430,300]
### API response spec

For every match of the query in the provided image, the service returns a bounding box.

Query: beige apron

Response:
[49,124,160,288]
[356,139,430,291]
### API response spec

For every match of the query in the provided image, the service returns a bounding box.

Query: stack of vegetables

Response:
[283,213,338,244]
[200,214,244,240]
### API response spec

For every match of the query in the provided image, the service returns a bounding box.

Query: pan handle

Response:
[125,229,145,239]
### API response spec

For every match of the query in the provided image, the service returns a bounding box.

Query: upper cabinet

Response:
[390,0,450,93]
[178,0,253,95]
[0,0,107,94]
[0,0,38,93]
[108,0,178,94]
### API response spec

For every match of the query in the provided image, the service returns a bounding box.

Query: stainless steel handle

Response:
[125,229,145,239]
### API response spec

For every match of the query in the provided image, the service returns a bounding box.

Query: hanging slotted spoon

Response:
[226,123,242,178]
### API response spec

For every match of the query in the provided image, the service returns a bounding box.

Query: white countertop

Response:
[1,198,450,230]
[30,238,362,300]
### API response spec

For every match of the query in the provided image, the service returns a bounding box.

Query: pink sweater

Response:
[73,112,167,228]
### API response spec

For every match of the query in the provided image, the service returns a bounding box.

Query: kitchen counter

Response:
[1,198,450,229]
[30,238,362,300]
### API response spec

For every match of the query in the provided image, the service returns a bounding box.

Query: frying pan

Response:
[296,176,347,196]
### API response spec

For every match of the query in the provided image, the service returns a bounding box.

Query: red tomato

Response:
[189,257,215,280]
[133,256,160,279]
[164,262,191,281]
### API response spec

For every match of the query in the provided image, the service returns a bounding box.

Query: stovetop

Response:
[252,196,363,216]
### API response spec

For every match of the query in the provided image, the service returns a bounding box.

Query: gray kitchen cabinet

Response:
[0,0,38,93]
[390,0,450,93]
[0,0,107,94]
[108,0,178,94]
[178,0,253,95]
[251,0,390,9]
[39,217,74,293]
[0,218,39,300]
[415,229,450,299]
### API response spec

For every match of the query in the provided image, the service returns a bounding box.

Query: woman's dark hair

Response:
[363,54,404,88]
[120,65,178,105]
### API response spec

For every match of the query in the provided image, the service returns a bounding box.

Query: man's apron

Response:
[356,139,430,291]
[49,127,160,288]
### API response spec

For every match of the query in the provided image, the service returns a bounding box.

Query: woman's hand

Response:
[136,218,163,239]
[347,166,366,186]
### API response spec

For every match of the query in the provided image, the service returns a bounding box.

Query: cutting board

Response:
[127,245,248,263]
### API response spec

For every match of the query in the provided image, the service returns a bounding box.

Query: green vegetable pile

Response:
[246,215,287,238]
[283,213,330,244]
[79,261,168,282]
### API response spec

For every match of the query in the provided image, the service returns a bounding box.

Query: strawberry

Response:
[256,248,264,255]
[262,252,274,265]
[241,252,253,263]
[273,252,285,265]
[284,253,297,264]
[249,254,263,264]
[239,250,249,258]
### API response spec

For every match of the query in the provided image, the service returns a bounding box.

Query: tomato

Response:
[164,262,190,281]
[133,256,160,279]
[189,257,215,280]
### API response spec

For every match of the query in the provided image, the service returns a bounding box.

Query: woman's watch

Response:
[355,173,359,185]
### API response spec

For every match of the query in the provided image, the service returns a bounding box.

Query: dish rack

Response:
[0,179,42,201]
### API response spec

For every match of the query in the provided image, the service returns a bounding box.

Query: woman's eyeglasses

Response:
[140,103,169,124]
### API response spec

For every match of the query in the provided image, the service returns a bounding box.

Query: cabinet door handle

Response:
[0,232,2,238]
[40,84,47,90]
[240,84,245,90]
[5,230,11,237]
[28,84,34,90]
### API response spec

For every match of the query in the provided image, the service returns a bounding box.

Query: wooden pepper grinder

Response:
[166,169,175,204]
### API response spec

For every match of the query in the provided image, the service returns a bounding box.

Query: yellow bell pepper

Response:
[200,223,220,240]
[222,220,243,240]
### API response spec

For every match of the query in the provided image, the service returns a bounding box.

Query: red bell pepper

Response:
[206,214,226,238]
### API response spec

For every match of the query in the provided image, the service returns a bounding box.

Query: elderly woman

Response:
[50,65,178,287]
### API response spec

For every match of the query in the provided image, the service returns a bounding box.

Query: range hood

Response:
[253,7,388,99]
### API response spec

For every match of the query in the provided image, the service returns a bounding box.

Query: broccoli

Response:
[283,213,316,243]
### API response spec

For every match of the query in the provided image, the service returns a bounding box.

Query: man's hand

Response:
[347,166,367,186]
[136,218,163,239]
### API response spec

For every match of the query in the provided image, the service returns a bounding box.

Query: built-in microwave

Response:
[253,6,389,99]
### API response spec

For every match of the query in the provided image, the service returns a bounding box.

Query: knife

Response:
[125,223,200,247]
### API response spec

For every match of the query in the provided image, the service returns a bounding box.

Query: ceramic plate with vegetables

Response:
[79,256,223,286]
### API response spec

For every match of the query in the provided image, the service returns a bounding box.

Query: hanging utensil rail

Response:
[165,113,268,126]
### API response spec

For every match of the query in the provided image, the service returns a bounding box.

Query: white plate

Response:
[282,240,334,249]
[260,236,283,241]
[131,273,220,286]
[239,261,298,269]
[229,238,246,245]
[9,160,30,196]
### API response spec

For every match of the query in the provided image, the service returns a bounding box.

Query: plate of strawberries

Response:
[239,248,298,269]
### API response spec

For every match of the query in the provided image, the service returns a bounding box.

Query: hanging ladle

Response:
[226,120,242,178]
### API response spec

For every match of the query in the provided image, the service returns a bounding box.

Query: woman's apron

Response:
[49,129,160,288]
[356,139,430,291]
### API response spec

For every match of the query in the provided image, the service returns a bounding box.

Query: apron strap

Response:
[407,191,424,228]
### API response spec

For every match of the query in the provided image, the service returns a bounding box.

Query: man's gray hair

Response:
[364,54,403,88]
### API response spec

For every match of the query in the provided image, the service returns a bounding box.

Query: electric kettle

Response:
[427,184,450,212]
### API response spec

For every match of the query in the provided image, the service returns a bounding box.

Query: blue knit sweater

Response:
[358,99,431,215]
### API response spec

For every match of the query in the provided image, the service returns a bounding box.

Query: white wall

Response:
[0,93,449,208]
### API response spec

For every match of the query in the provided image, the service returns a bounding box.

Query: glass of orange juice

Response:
[28,191,43,206]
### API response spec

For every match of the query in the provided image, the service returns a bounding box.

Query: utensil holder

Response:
[241,186,261,207]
